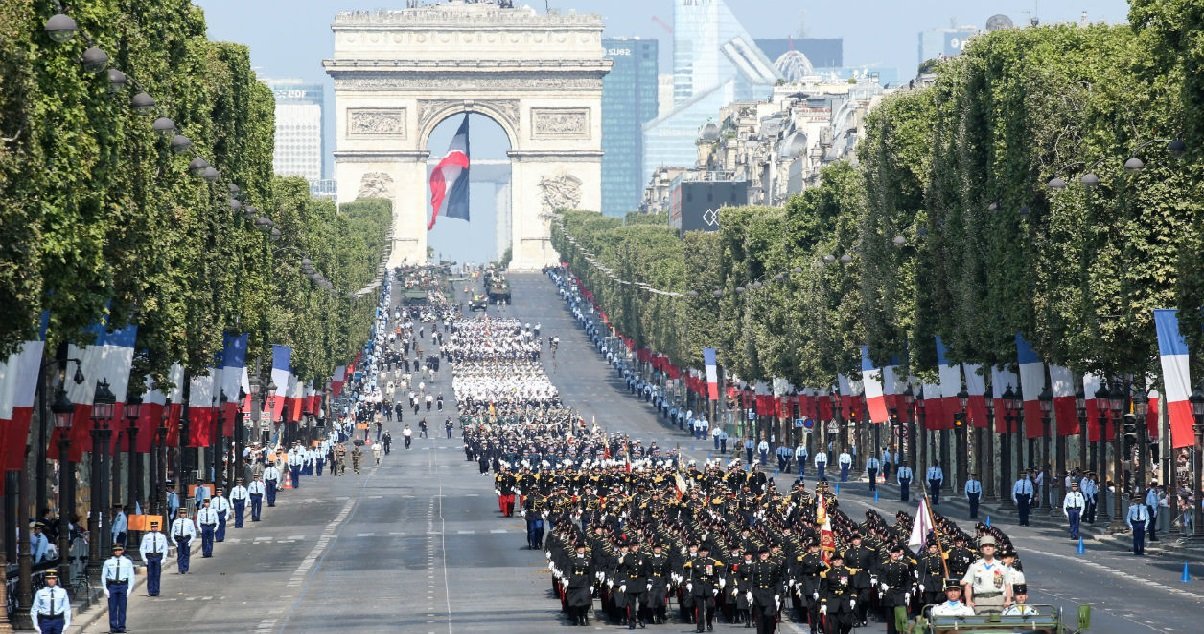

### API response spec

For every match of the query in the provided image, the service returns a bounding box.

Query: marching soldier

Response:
[819,551,856,634]
[263,461,282,506]
[794,540,826,634]
[228,478,250,528]
[877,543,916,634]
[646,542,672,624]
[102,543,135,633]
[682,543,726,633]
[196,497,220,558]
[211,487,232,542]
[30,569,71,634]
[916,540,945,608]
[139,520,169,596]
[564,542,594,626]
[749,546,785,634]
[170,507,197,574]
[616,539,651,629]
[247,474,266,521]
[844,532,876,627]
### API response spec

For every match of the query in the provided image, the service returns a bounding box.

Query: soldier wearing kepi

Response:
[646,542,673,624]
[248,474,266,521]
[102,543,135,633]
[616,538,651,629]
[263,461,282,506]
[30,569,71,634]
[228,477,249,528]
[170,507,198,573]
[564,542,594,626]
[748,546,785,634]
[682,543,725,633]
[819,551,856,634]
[139,520,169,596]
[211,487,232,542]
[877,543,916,634]
[930,578,975,616]
[196,497,220,558]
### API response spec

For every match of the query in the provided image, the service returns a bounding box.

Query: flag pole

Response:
[923,492,951,579]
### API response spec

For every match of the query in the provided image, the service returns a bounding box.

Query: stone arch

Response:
[417,100,520,153]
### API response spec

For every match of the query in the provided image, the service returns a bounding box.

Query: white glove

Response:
[775,595,781,610]
[560,579,568,590]
[813,592,819,600]
[547,562,554,571]
[520,509,527,518]
[619,584,627,593]
[646,582,652,592]
[788,579,796,587]
[919,584,925,593]
[607,580,614,589]
[880,583,888,594]
[819,604,827,615]
[718,577,726,588]
[850,599,856,609]
[746,591,753,603]
[495,489,501,496]
[904,592,911,604]
[713,587,719,596]
[545,551,552,560]
[686,583,693,593]
[733,588,740,597]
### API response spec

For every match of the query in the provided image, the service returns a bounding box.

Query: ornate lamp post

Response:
[265,380,278,446]
[830,386,843,461]
[1190,387,1204,540]
[51,388,76,590]
[124,393,143,517]
[1038,386,1054,513]
[916,386,927,472]
[1000,386,1019,509]
[1075,386,1088,476]
[903,385,916,468]
[957,387,970,489]
[88,380,117,582]
[213,390,228,493]
[1107,382,1130,534]
[1094,383,1111,520]
[233,387,248,486]
[154,398,170,517]
[1133,390,1150,493]
[985,392,997,499]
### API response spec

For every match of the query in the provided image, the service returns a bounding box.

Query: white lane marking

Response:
[489,529,508,534]
[456,530,475,535]
[357,532,376,537]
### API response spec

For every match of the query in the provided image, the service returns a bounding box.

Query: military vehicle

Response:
[487,276,511,304]
[911,603,1091,634]
[469,294,488,312]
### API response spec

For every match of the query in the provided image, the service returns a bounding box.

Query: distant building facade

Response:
[601,38,659,218]
[917,26,980,68]
[265,80,324,183]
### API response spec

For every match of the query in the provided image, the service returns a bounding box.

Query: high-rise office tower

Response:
[265,80,324,183]
[601,38,659,218]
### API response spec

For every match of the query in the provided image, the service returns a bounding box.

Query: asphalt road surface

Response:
[94,272,1203,633]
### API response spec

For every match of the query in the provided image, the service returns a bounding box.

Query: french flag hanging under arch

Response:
[428,115,471,230]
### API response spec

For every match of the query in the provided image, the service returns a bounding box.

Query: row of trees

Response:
[552,14,1203,388]
[0,0,389,386]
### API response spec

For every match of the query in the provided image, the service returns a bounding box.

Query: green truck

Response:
[487,277,511,304]
[911,604,1091,634]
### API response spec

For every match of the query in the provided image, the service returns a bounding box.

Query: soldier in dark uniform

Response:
[877,543,916,634]
[645,542,672,624]
[820,551,856,634]
[565,542,595,626]
[946,534,975,582]
[682,543,726,632]
[844,532,876,627]
[616,538,651,629]
[749,546,785,634]
[916,540,945,609]
[793,540,826,633]
[733,549,755,626]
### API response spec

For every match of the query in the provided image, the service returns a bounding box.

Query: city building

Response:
[754,38,843,70]
[643,0,780,187]
[264,79,324,183]
[666,171,749,232]
[917,25,980,69]
[601,37,659,218]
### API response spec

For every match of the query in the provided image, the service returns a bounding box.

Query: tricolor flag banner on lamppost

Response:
[990,365,1019,433]
[962,363,989,428]
[935,336,963,428]
[1153,309,1196,449]
[1049,363,1079,435]
[1015,333,1046,439]
[219,333,248,436]
[427,114,471,230]
[703,347,719,400]
[0,314,47,475]
[269,345,292,422]
[57,320,138,460]
[861,346,888,423]
[332,365,347,398]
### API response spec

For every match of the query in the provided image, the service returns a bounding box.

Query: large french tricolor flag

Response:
[218,333,248,436]
[861,346,889,423]
[165,363,185,448]
[1082,372,1107,442]
[922,378,946,430]
[962,363,989,428]
[1154,309,1195,449]
[285,373,305,423]
[269,345,292,422]
[188,367,217,448]
[0,315,48,479]
[1015,333,1046,439]
[60,321,138,460]
[884,364,910,422]
[990,365,1019,433]
[332,365,347,398]
[136,375,165,453]
[703,347,719,400]
[1049,364,1079,435]
[427,114,471,230]
[935,337,963,429]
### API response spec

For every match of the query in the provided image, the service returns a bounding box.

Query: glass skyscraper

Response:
[643,0,778,187]
[601,38,659,218]
[264,79,325,183]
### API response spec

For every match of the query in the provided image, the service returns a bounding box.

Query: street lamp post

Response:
[1108,382,1130,534]
[1000,386,1019,509]
[1076,386,1088,479]
[957,388,970,490]
[213,391,228,494]
[125,393,143,519]
[265,380,278,447]
[155,399,170,518]
[903,385,916,468]
[88,379,117,583]
[916,387,927,473]
[51,388,76,591]
[1094,383,1111,520]
[1038,386,1054,514]
[985,395,997,499]
[1190,388,1204,541]
[1134,389,1151,494]
[830,387,843,462]
[234,387,248,486]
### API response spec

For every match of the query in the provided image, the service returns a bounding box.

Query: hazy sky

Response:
[194,0,1132,262]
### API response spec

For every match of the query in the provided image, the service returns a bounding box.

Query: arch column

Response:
[334,150,430,267]
[508,150,602,270]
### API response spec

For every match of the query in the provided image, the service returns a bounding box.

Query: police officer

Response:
[1012,474,1034,526]
[139,520,169,596]
[248,474,266,521]
[1127,495,1150,555]
[264,461,282,506]
[228,478,249,528]
[30,569,71,634]
[196,498,220,558]
[1063,480,1087,540]
[211,487,232,542]
[170,507,197,573]
[926,461,944,504]
[102,543,135,633]
[964,473,983,519]
[896,463,914,502]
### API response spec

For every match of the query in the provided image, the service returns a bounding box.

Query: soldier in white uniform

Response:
[102,543,135,633]
[211,488,232,542]
[930,579,976,617]
[248,474,266,521]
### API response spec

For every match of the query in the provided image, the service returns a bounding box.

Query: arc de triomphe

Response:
[324,1,611,269]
